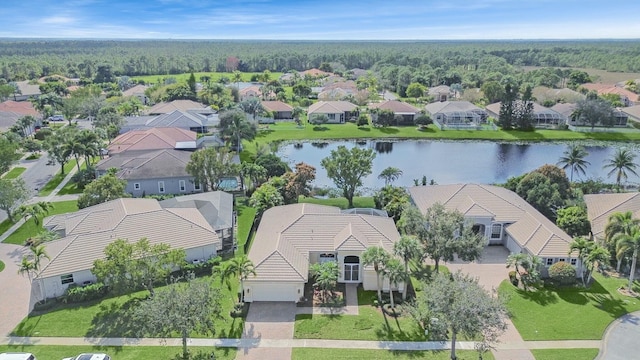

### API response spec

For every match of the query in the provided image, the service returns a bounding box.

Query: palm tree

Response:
[30,244,50,271]
[585,245,610,284]
[309,261,340,303]
[17,257,36,281]
[506,253,528,277]
[603,148,638,188]
[613,225,640,291]
[384,258,406,309]
[604,211,640,272]
[393,235,420,300]
[292,107,305,125]
[378,167,404,186]
[218,255,256,303]
[557,144,590,182]
[520,255,543,291]
[569,236,594,286]
[232,70,243,90]
[362,246,390,305]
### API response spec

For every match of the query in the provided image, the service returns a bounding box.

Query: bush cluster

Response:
[63,282,108,303]
[548,261,576,285]
[508,270,519,286]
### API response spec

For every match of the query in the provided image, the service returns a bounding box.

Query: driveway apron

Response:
[0,244,33,336]
[236,302,297,360]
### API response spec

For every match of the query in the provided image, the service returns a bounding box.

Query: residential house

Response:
[122,109,218,133]
[261,101,293,120]
[146,100,211,115]
[533,87,585,105]
[428,85,454,102]
[485,101,564,128]
[621,105,640,124]
[550,103,577,123]
[35,195,232,300]
[95,149,201,196]
[580,83,640,106]
[244,204,403,302]
[425,101,488,129]
[0,100,41,132]
[239,85,262,101]
[301,68,333,78]
[584,193,640,241]
[122,84,149,105]
[13,81,41,101]
[369,100,420,125]
[108,127,197,155]
[409,184,579,276]
[307,101,358,124]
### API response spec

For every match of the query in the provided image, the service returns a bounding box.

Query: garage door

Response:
[245,282,303,302]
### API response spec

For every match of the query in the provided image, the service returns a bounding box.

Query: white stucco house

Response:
[32,193,233,301]
[409,184,580,275]
[244,204,403,302]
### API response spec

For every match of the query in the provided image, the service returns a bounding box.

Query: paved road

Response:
[598,311,640,360]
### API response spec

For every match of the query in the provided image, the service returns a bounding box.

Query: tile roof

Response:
[122,84,148,96]
[408,184,574,257]
[146,100,208,115]
[428,85,452,95]
[261,101,293,112]
[584,193,640,239]
[621,105,640,120]
[580,83,640,102]
[301,68,333,77]
[425,101,484,114]
[108,127,196,154]
[95,149,193,180]
[550,103,577,117]
[160,191,234,231]
[146,110,209,128]
[15,81,41,97]
[0,100,40,117]
[307,101,357,115]
[485,101,561,117]
[239,85,262,96]
[0,111,22,132]
[248,203,401,282]
[39,197,221,279]
[369,100,419,114]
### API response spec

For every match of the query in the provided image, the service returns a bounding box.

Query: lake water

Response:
[276,140,634,189]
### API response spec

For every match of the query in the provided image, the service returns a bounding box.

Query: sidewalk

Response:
[0,336,601,350]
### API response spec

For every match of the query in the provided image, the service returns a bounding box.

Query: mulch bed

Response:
[297,282,346,307]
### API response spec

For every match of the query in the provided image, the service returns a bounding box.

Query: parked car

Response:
[0,353,37,360]
[62,354,110,360]
[48,114,64,121]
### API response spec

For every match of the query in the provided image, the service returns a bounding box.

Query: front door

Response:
[344,263,359,282]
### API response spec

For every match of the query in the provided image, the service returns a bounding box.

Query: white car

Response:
[0,353,37,360]
[62,354,110,360]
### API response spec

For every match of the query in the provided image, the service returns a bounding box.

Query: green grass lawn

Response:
[0,218,14,236]
[12,275,245,339]
[235,198,256,256]
[294,287,425,341]
[2,200,78,245]
[292,348,494,360]
[38,160,77,196]
[531,348,599,360]
[3,167,26,179]
[131,71,284,84]
[499,274,640,340]
[0,345,236,360]
[299,196,375,209]
[0,260,5,272]
[56,157,99,195]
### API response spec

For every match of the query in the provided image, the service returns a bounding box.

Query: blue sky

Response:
[2,0,639,40]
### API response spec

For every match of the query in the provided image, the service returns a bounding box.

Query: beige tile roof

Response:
[147,100,207,115]
[0,100,40,117]
[108,127,196,154]
[584,193,640,239]
[301,68,333,77]
[248,203,400,282]
[581,83,640,102]
[621,105,640,120]
[369,100,419,114]
[38,198,220,279]
[261,101,293,112]
[307,101,357,115]
[409,184,573,257]
[122,84,148,96]
[96,149,192,180]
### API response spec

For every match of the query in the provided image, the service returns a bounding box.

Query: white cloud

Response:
[41,16,75,24]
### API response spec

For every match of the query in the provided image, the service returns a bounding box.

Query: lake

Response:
[276,140,634,190]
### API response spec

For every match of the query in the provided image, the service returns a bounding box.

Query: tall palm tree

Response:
[218,255,256,303]
[506,253,528,277]
[585,245,610,284]
[309,261,340,303]
[378,167,404,186]
[603,148,638,188]
[384,258,406,309]
[393,235,420,300]
[232,70,243,90]
[362,246,390,305]
[604,211,640,272]
[30,244,50,271]
[557,144,590,182]
[17,257,36,281]
[613,225,640,291]
[569,236,594,286]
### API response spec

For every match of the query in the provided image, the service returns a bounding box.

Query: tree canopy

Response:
[185,147,239,192]
[320,145,376,208]
[78,170,130,209]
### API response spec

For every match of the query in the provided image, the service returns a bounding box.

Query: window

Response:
[158,181,165,193]
[546,258,553,266]
[194,182,201,191]
[61,274,74,284]
[490,224,502,239]
[570,258,577,266]
[133,183,140,190]
[179,180,186,192]
[327,113,336,120]
[559,258,565,262]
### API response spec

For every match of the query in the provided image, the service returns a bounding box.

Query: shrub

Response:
[72,166,96,188]
[63,282,108,303]
[548,261,576,285]
[508,271,519,286]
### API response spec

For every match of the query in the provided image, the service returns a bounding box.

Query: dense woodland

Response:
[2,39,640,83]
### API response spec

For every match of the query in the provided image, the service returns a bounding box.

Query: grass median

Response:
[38,160,78,196]
[2,167,26,179]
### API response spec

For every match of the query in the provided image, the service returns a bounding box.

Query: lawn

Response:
[294,287,425,341]
[299,196,375,209]
[3,167,26,179]
[131,71,284,84]
[235,197,256,255]
[499,274,640,340]
[57,157,100,195]
[2,200,78,245]
[531,348,599,360]
[38,159,78,196]
[0,218,14,236]
[0,260,4,272]
[0,345,236,360]
[12,275,245,339]
[292,348,494,360]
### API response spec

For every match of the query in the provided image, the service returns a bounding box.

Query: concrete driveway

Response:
[236,302,297,360]
[598,311,640,360]
[0,243,35,336]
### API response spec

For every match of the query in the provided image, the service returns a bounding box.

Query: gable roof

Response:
[160,191,234,231]
[145,110,209,129]
[550,103,577,118]
[485,101,561,118]
[248,203,401,282]
[95,149,192,180]
[425,101,484,115]
[581,83,640,102]
[0,100,40,117]
[621,105,640,120]
[369,100,419,114]
[108,127,197,154]
[428,85,452,95]
[261,100,293,112]
[408,184,573,257]
[239,85,262,96]
[39,197,222,279]
[307,101,357,114]
[146,100,208,115]
[584,193,640,239]
[301,68,332,77]
[122,84,148,96]
[15,81,41,97]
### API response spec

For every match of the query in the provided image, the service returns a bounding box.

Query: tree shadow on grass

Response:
[312,126,329,131]
[379,127,399,134]
[357,127,371,132]
[375,307,423,342]
[86,297,145,338]
[515,287,559,306]
[217,317,244,339]
[255,129,274,138]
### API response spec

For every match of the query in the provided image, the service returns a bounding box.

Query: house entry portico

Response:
[343,255,360,282]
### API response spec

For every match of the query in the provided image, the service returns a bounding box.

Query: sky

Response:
[2,0,639,40]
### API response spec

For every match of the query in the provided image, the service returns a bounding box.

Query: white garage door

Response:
[245,282,303,302]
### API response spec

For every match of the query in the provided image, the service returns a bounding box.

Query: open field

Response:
[499,274,640,340]
[521,66,640,84]
[0,345,236,360]
[2,200,78,245]
[131,71,283,84]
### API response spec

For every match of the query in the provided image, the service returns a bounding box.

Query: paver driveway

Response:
[0,243,34,336]
[236,302,297,360]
